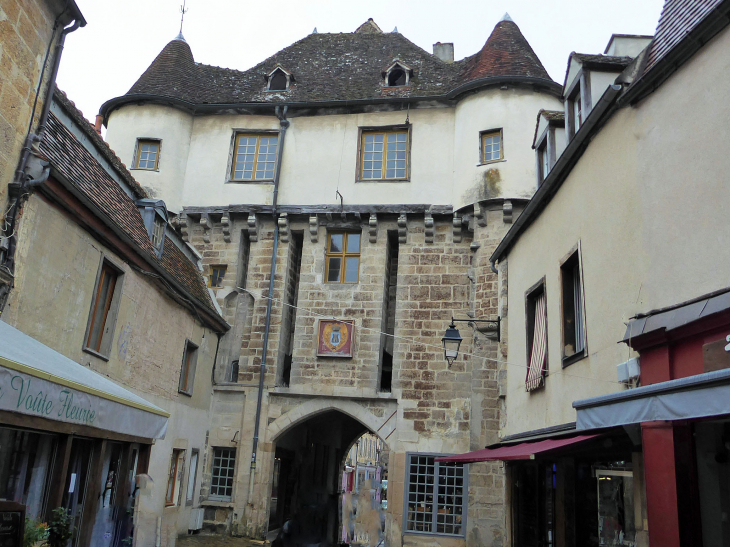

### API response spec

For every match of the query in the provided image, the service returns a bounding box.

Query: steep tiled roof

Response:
[109,18,556,112]
[645,0,724,72]
[461,19,551,80]
[39,98,223,327]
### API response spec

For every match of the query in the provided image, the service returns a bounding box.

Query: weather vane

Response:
[179,1,188,34]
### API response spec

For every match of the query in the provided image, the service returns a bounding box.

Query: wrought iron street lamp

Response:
[442,317,500,366]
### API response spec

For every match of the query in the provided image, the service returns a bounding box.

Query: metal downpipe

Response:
[246,106,288,518]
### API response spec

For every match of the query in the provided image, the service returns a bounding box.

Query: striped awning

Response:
[526,292,547,391]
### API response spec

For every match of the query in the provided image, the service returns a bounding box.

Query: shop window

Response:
[209,265,227,288]
[186,449,199,506]
[0,428,55,519]
[134,139,160,170]
[84,259,123,359]
[404,453,466,536]
[178,340,198,396]
[326,232,360,283]
[596,468,636,545]
[561,249,586,365]
[359,128,409,181]
[165,449,186,506]
[525,281,547,391]
[210,447,236,501]
[231,134,279,181]
[480,129,503,163]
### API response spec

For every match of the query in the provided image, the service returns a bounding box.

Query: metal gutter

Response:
[573,368,730,410]
[99,76,561,122]
[490,84,622,266]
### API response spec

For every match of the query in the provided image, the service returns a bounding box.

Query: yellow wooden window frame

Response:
[325,233,361,284]
[209,265,227,288]
[231,133,279,181]
[360,130,409,180]
[480,130,503,163]
[135,139,160,170]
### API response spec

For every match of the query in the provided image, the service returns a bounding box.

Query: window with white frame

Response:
[404,454,466,536]
[561,249,585,363]
[210,447,236,501]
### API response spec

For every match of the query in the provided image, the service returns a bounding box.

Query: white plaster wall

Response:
[501,24,730,437]
[453,87,563,206]
[105,87,560,212]
[105,105,194,212]
[589,71,620,109]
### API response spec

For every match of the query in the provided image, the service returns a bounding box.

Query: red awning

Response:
[435,435,600,464]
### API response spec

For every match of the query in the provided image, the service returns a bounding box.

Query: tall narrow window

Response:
[186,449,199,506]
[326,233,360,284]
[165,449,185,506]
[360,129,408,180]
[480,130,503,163]
[210,447,236,501]
[85,260,122,357]
[537,140,550,185]
[135,139,160,170]
[573,94,582,133]
[231,134,278,181]
[561,250,585,363]
[525,283,547,391]
[405,454,467,536]
[179,340,198,396]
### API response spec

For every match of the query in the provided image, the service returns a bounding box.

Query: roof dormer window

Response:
[136,199,168,257]
[266,67,292,91]
[384,61,411,87]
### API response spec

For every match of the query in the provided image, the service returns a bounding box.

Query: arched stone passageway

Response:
[267,408,390,546]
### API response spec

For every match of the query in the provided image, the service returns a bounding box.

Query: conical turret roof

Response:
[462,17,551,80]
[128,38,197,96]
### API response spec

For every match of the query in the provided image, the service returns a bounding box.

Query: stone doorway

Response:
[268,410,389,547]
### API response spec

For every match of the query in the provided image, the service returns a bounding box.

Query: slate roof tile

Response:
[123,19,555,107]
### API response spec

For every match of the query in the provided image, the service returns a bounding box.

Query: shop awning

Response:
[0,321,168,439]
[435,435,600,463]
[574,368,730,430]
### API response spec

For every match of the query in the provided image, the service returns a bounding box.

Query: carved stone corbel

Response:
[369,213,378,243]
[474,202,487,227]
[200,214,211,243]
[221,215,231,243]
[503,200,513,224]
[309,215,319,243]
[179,215,190,242]
[453,214,462,243]
[424,212,434,244]
[398,213,407,244]
[247,213,259,242]
[278,213,289,243]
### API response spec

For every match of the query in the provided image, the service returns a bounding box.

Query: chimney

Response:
[94,115,103,135]
[433,42,454,63]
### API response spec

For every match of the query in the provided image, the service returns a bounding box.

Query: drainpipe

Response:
[1,6,82,281]
[246,105,289,512]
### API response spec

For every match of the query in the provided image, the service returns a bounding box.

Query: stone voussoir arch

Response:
[268,397,396,450]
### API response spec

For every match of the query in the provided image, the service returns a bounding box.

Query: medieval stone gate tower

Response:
[102,15,561,547]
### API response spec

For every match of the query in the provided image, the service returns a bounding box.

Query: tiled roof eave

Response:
[100,75,562,121]
[44,165,229,333]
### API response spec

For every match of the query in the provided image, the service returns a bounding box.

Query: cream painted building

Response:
[468,1,730,545]
[0,87,228,547]
[101,15,561,547]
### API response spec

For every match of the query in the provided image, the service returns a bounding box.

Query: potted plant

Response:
[46,508,73,547]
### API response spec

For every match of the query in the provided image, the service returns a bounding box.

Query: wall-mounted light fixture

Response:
[441,317,500,366]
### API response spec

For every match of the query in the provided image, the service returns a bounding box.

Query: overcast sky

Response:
[56,0,665,124]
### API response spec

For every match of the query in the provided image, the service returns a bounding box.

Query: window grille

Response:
[210,447,236,501]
